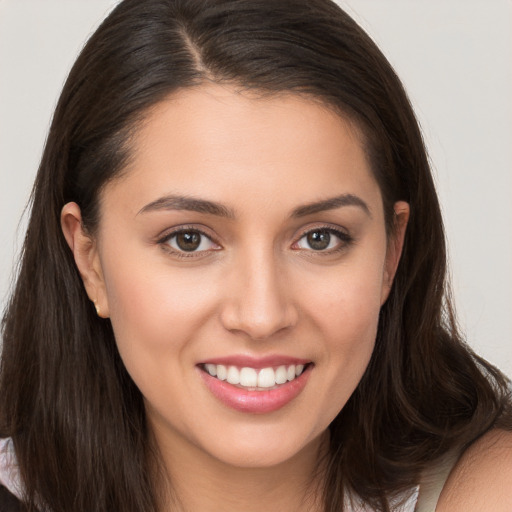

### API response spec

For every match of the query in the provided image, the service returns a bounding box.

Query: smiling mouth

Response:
[200,363,310,390]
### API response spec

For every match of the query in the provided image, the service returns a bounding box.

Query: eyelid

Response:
[292,224,354,252]
[157,225,221,256]
[155,223,353,257]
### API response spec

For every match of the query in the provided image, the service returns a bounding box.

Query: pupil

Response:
[176,232,201,251]
[307,230,330,250]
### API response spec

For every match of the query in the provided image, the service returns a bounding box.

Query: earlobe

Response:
[381,201,409,304]
[61,202,110,318]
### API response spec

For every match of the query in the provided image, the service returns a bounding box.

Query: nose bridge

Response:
[220,241,297,339]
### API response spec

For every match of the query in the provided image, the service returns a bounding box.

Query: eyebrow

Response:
[138,194,235,218]
[137,193,371,219]
[291,194,372,218]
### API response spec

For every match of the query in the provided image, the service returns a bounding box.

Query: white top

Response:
[0,438,23,501]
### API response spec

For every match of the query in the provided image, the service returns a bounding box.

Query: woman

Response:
[1,0,511,511]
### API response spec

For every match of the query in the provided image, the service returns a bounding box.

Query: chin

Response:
[196,422,326,470]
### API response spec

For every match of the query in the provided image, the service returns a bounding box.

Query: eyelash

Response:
[157,225,354,258]
[293,226,354,255]
[157,226,220,259]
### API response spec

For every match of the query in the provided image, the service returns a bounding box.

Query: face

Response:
[63,84,407,471]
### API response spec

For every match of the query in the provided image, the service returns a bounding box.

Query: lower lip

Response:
[199,365,312,414]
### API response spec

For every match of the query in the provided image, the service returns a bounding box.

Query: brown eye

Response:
[306,230,331,250]
[295,227,352,252]
[176,232,201,251]
[166,230,216,253]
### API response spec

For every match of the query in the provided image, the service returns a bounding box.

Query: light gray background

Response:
[1,0,511,376]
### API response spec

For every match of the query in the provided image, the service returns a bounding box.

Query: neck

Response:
[151,427,328,512]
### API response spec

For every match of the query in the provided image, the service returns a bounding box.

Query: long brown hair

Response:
[1,1,510,511]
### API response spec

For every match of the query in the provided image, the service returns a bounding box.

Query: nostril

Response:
[220,303,298,340]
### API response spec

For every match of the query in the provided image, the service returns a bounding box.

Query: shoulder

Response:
[436,429,512,511]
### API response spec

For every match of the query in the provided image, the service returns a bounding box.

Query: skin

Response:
[61,83,410,511]
[437,429,512,512]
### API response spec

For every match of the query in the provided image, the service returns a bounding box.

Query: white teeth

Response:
[205,364,217,377]
[275,366,288,385]
[204,363,308,389]
[257,367,276,388]
[216,364,227,381]
[239,367,258,387]
[227,366,240,385]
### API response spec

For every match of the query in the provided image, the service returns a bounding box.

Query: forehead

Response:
[102,84,382,218]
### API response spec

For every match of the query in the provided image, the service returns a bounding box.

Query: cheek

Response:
[302,255,385,341]
[297,256,385,415]
[315,275,381,373]
[99,248,220,375]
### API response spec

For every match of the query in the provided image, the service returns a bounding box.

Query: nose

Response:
[219,247,298,340]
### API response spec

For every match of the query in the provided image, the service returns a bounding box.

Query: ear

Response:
[381,201,409,305]
[61,202,110,318]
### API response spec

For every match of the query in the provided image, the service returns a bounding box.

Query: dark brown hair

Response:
[1,1,510,511]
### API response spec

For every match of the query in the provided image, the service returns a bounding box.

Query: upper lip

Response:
[198,355,311,369]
